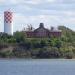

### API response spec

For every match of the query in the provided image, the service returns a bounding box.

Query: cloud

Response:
[0,0,42,5]
[0,0,5,3]
[12,12,75,31]
[0,0,64,6]
[0,0,75,31]
[24,0,42,5]
[1,11,75,32]
[0,0,75,6]
[47,0,63,3]
[47,0,56,2]
[0,0,24,5]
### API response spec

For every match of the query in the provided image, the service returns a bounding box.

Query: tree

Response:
[40,40,47,48]
[64,50,74,59]
[14,31,26,43]
[26,24,34,31]
[55,39,62,48]
[49,38,62,48]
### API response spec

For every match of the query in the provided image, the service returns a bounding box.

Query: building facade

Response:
[25,23,62,38]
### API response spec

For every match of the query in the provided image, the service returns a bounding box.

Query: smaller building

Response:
[25,23,62,38]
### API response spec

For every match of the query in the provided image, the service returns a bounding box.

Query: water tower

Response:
[4,11,13,35]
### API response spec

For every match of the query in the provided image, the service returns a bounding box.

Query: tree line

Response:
[0,26,75,59]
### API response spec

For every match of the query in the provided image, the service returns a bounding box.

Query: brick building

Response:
[25,23,62,38]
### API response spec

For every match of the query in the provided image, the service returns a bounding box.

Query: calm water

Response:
[0,59,75,75]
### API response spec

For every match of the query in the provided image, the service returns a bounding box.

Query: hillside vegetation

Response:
[0,26,75,59]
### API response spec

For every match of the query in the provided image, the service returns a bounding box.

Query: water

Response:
[0,59,75,75]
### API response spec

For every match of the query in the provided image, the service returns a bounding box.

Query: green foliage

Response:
[64,50,74,59]
[48,38,62,48]
[0,50,13,58]
[34,47,61,58]
[14,31,26,43]
[0,26,75,58]
[40,40,47,48]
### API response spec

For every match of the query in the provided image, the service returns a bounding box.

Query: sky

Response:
[0,0,75,32]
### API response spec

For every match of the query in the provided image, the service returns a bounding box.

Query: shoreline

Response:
[0,58,75,60]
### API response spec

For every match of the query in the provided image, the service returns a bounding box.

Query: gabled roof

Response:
[34,23,50,32]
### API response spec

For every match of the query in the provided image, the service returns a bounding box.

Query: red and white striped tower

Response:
[4,11,13,35]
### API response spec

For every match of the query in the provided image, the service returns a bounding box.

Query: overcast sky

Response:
[0,0,75,32]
